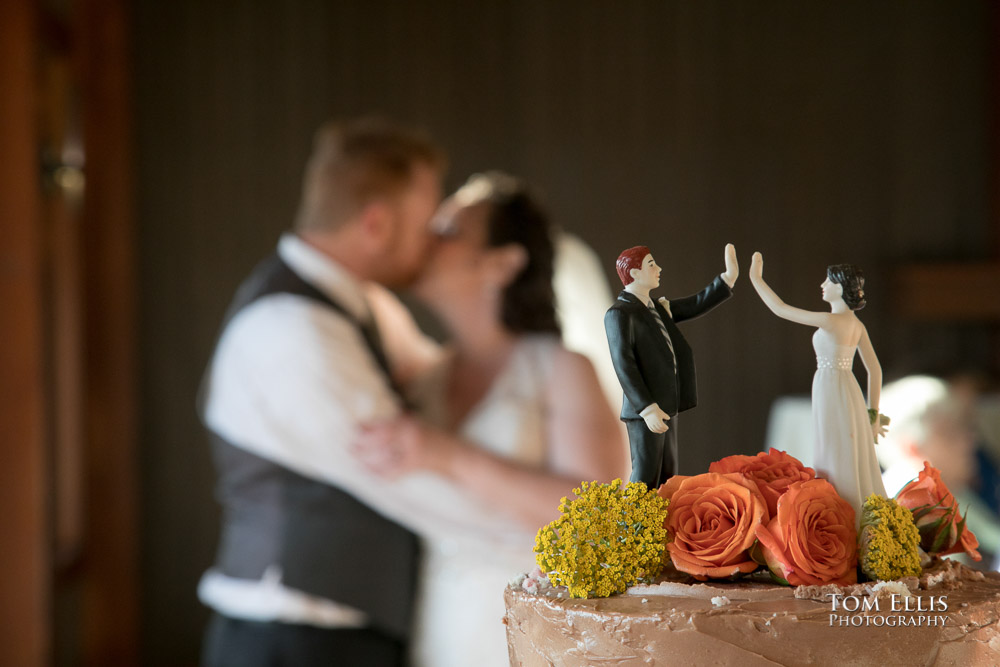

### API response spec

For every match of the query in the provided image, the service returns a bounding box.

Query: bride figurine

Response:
[749,252,887,523]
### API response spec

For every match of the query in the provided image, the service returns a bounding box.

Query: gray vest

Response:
[204,252,418,640]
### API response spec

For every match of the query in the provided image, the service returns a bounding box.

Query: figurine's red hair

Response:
[616,246,651,286]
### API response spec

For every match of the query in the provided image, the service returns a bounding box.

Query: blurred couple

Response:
[198,118,623,667]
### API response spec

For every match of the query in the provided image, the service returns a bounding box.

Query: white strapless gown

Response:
[411,334,558,667]
[810,328,886,525]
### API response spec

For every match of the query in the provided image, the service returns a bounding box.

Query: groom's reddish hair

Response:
[295,117,445,231]
[616,246,651,286]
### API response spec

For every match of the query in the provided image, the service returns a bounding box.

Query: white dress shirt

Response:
[199,233,531,627]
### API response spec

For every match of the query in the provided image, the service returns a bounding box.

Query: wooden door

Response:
[0,1,137,664]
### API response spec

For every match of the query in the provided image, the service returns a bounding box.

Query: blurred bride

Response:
[355,172,623,667]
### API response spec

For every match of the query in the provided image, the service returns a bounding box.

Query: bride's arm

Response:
[544,347,628,484]
[749,252,831,328]
[352,348,624,529]
[365,281,445,387]
[446,348,622,527]
[856,325,887,440]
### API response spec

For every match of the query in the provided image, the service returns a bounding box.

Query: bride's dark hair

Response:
[463,172,560,334]
[827,264,866,311]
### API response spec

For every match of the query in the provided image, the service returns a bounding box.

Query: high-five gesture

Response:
[749,250,763,282]
[721,243,739,288]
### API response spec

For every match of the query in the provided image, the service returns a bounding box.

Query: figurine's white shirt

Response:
[199,233,526,628]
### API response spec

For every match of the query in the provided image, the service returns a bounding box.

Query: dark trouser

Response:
[201,613,406,667]
[626,417,678,489]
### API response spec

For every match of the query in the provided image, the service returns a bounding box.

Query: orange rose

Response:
[709,448,816,518]
[895,461,981,562]
[657,472,769,580]
[755,479,857,586]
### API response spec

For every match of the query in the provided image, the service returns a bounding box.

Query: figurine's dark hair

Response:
[827,264,866,310]
[616,246,652,286]
[465,172,560,334]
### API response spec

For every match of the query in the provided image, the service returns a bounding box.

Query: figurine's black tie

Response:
[646,301,678,374]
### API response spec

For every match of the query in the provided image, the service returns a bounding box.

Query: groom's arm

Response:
[668,275,733,323]
[204,296,531,546]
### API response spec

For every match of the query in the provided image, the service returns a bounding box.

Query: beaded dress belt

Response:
[816,357,853,371]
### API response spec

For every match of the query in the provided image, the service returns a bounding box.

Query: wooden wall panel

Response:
[0,2,50,666]
[0,1,138,665]
[76,1,139,664]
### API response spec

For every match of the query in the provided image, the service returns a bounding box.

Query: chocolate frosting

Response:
[504,561,1000,666]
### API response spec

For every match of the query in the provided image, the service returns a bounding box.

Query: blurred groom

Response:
[198,118,445,666]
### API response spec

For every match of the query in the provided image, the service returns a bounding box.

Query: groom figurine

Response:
[605,244,738,488]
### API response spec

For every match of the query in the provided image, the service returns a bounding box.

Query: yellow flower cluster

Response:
[858,494,922,581]
[533,479,669,598]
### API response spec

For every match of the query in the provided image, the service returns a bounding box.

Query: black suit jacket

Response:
[604,275,732,420]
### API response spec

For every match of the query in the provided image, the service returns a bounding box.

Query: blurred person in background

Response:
[879,375,1000,568]
[354,171,624,667]
[199,120,536,666]
[949,373,1000,519]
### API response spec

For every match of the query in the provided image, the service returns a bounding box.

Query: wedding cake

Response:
[503,452,1000,666]
[505,559,1000,666]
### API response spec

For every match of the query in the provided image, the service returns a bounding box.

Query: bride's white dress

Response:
[411,334,557,667]
[810,328,886,524]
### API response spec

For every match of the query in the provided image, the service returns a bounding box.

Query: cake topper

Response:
[748,251,888,522]
[604,244,738,488]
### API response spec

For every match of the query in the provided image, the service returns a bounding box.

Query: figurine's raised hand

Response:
[721,243,739,287]
[750,251,764,283]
